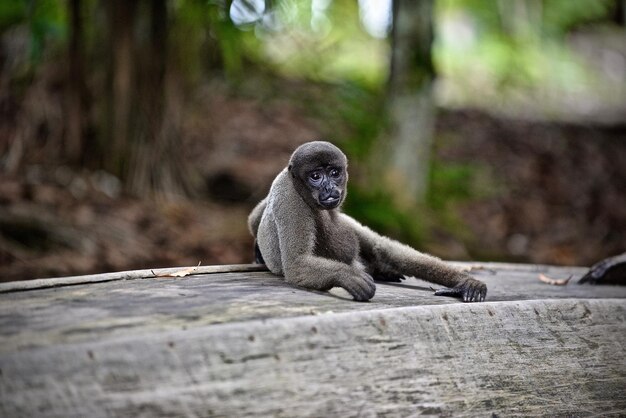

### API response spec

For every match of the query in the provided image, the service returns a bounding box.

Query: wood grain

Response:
[1,263,625,417]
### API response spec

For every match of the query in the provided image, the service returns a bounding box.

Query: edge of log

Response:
[0,264,270,293]
[1,298,624,416]
[0,261,589,294]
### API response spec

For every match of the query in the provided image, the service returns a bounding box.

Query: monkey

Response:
[248,141,487,302]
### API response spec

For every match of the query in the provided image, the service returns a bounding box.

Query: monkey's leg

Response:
[398,257,486,302]
[384,251,486,302]
[254,240,265,265]
[247,198,267,238]
[345,215,486,302]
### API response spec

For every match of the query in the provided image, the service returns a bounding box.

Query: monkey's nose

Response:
[321,188,340,201]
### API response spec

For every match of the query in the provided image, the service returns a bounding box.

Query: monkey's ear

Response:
[288,164,295,177]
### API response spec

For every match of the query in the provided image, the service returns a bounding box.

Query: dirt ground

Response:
[435,110,626,265]
[1,93,625,282]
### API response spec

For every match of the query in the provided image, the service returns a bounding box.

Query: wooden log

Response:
[1,263,625,416]
[0,264,268,293]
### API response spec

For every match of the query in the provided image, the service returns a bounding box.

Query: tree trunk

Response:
[65,0,85,163]
[105,0,136,177]
[385,0,435,205]
[102,0,190,198]
[127,0,191,199]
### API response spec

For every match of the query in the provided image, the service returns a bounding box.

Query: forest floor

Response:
[1,91,625,282]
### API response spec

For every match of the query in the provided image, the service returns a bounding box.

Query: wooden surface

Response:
[1,262,625,417]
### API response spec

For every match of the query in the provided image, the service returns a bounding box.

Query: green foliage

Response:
[428,161,475,210]
[211,3,249,79]
[0,0,619,247]
[28,0,66,62]
[434,0,617,97]
[323,82,385,160]
[542,0,616,35]
[0,0,27,31]
[0,0,66,64]
[228,0,389,86]
[170,1,209,83]
[438,0,615,36]
[0,0,33,32]
[426,160,478,239]
[344,185,425,245]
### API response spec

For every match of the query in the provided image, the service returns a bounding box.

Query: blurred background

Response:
[0,0,625,281]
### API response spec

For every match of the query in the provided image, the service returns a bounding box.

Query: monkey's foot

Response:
[434,278,487,302]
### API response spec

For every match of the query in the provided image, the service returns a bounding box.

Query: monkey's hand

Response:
[434,277,487,302]
[338,273,376,302]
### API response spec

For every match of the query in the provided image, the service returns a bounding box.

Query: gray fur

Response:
[248,141,487,302]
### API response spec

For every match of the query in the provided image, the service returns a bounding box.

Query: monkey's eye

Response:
[309,172,322,182]
[329,168,341,178]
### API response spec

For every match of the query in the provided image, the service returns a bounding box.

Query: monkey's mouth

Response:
[319,196,340,208]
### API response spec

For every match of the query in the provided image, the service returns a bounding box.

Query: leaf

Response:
[152,262,201,278]
[538,273,572,286]
[459,264,497,274]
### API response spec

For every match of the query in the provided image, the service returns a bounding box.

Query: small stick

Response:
[538,273,572,286]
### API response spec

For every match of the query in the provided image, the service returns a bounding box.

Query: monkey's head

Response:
[288,141,348,210]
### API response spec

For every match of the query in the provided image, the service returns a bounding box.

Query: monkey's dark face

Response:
[305,165,346,209]
[288,141,349,211]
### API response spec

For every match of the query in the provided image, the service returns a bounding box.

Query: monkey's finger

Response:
[469,287,478,302]
[470,287,486,302]
[347,283,367,301]
[363,281,377,300]
[359,281,375,300]
[354,288,375,301]
[434,288,462,298]
[338,280,361,301]
[475,286,486,302]
[360,286,375,300]
[345,279,375,302]
[362,273,377,296]
[352,292,369,302]
[345,285,367,301]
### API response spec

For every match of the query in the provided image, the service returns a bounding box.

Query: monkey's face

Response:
[305,165,346,209]
[288,141,349,211]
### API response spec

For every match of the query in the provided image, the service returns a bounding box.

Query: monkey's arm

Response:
[341,215,486,302]
[247,198,267,238]
[272,204,376,301]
